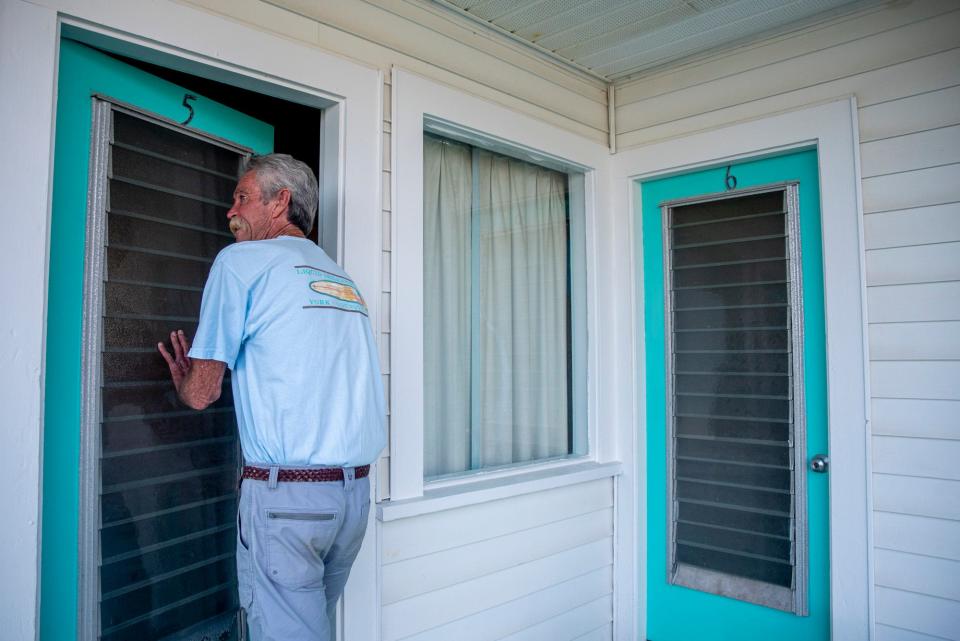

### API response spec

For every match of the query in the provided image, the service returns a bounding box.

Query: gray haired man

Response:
[159,154,386,640]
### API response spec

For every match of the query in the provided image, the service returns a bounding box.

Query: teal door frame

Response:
[42,38,272,641]
[636,149,830,641]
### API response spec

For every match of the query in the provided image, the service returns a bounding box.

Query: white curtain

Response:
[423,136,472,477]
[477,150,569,467]
[423,137,569,477]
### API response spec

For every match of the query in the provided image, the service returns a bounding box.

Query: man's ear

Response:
[272,188,292,219]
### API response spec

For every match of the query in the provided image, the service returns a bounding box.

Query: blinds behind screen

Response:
[97,109,242,641]
[666,188,804,603]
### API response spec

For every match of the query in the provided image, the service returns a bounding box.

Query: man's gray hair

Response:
[242,154,319,236]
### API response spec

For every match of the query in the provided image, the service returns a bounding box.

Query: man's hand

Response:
[158,329,192,391]
[158,330,226,410]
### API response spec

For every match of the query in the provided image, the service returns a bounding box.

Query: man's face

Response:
[227,171,277,242]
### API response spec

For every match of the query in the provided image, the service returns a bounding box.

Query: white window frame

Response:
[389,68,611,500]
[1,1,383,638]
[612,98,872,640]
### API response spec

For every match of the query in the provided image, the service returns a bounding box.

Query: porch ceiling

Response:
[428,0,875,83]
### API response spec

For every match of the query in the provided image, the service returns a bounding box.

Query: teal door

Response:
[639,149,829,640]
[43,40,273,641]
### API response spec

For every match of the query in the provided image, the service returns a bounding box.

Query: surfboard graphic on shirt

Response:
[295,264,368,316]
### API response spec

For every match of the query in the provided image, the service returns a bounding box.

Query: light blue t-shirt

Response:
[189,236,386,467]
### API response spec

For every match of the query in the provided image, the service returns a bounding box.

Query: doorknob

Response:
[809,454,829,473]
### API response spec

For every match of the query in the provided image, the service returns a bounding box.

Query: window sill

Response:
[376,460,622,522]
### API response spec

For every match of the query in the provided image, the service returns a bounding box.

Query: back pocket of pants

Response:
[265,509,339,591]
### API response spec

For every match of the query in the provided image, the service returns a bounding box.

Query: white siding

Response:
[874,512,960,562]
[876,624,958,641]
[614,0,960,148]
[876,549,960,602]
[167,8,618,641]
[869,322,960,361]
[179,0,611,505]
[182,0,608,144]
[863,204,960,250]
[873,475,960,521]
[380,479,615,641]
[616,1,960,638]
[101,2,956,638]
[867,282,960,323]
[872,398,960,440]
[875,588,960,641]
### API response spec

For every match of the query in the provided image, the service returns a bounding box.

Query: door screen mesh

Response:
[97,109,242,641]
[665,186,806,612]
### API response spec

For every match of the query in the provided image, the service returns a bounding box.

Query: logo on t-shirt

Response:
[295,265,368,315]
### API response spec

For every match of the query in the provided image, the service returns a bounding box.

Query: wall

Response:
[8,0,955,638]
[183,0,608,144]
[179,0,612,501]
[379,477,616,641]
[2,1,616,638]
[615,2,960,638]
[1,1,386,638]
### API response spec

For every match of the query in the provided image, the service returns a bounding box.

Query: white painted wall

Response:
[182,0,609,145]
[384,66,624,639]
[378,476,616,641]
[616,2,960,639]
[0,1,384,638]
[5,0,957,639]
[176,0,615,503]
[1,3,616,641]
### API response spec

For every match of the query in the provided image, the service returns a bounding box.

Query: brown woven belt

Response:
[242,464,370,483]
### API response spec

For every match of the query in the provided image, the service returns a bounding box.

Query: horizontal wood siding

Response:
[875,588,960,641]
[380,478,615,641]
[182,0,608,144]
[614,0,960,148]
[617,2,960,638]
[179,0,612,505]
[874,512,960,562]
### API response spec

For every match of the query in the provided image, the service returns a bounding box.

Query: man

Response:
[158,154,386,640]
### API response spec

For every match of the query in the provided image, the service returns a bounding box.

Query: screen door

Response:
[87,100,249,641]
[639,149,830,641]
[44,39,273,641]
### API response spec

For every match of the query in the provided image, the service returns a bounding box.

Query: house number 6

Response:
[725,165,737,190]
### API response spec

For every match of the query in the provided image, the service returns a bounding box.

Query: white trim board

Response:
[0,3,59,638]
[613,97,872,640]
[379,462,623,522]
[0,1,383,639]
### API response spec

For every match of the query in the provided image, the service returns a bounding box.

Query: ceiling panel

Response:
[429,0,875,81]
[512,0,639,43]
[535,1,683,50]
[551,4,699,60]
[497,0,613,36]
[463,0,537,21]
[586,0,851,75]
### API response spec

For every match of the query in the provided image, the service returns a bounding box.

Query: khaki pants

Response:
[237,467,370,641]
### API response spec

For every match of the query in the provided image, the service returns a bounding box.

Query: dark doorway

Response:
[114,54,325,244]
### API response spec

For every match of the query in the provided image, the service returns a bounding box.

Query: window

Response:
[421,133,587,480]
[389,69,604,499]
